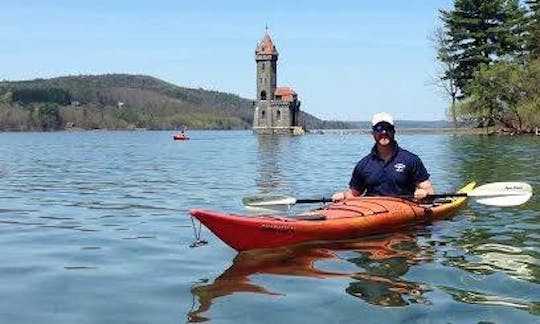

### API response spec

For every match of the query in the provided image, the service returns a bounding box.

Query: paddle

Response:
[242,182,533,209]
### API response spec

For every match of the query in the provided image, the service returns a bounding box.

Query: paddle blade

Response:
[473,194,532,206]
[469,182,533,206]
[242,194,297,208]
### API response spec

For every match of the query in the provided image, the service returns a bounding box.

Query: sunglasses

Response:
[372,123,395,133]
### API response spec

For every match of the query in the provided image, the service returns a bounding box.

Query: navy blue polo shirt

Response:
[349,142,430,196]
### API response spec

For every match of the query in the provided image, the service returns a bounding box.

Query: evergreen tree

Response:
[525,0,540,59]
[439,0,527,94]
[501,0,529,63]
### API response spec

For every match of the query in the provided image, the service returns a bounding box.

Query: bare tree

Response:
[429,26,460,128]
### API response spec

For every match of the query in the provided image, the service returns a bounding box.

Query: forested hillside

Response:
[0,74,354,131]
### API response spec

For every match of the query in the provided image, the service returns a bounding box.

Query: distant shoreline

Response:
[310,127,536,136]
[1,126,538,136]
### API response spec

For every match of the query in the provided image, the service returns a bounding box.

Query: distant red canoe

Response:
[173,133,189,140]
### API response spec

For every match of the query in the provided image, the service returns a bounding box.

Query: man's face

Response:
[371,122,395,146]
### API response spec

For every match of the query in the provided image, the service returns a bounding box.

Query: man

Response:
[332,112,434,202]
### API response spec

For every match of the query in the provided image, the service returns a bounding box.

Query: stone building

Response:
[252,30,303,135]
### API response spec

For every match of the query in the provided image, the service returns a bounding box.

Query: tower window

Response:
[261,91,267,100]
[262,63,265,71]
[261,110,265,118]
[277,109,281,120]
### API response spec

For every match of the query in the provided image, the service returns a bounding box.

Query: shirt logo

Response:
[394,163,406,172]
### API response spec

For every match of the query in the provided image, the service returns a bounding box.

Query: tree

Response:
[430,26,460,127]
[455,60,540,132]
[525,0,540,59]
[500,0,529,63]
[39,103,61,130]
[439,0,527,95]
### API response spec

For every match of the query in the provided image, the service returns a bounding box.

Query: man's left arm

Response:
[414,179,435,199]
[411,155,434,199]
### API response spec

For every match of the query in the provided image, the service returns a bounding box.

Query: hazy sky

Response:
[1,0,454,121]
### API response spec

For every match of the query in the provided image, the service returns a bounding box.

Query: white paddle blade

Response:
[469,182,532,197]
[469,182,533,206]
[242,195,297,208]
[473,193,533,206]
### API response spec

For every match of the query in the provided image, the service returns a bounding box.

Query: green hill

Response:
[0,74,355,131]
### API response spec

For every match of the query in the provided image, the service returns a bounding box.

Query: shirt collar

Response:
[370,141,399,161]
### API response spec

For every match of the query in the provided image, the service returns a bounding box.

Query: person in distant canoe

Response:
[178,127,186,137]
[332,112,435,202]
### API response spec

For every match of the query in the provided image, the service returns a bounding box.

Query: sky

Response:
[0,0,455,121]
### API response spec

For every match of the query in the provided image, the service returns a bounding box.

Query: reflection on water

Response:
[344,234,432,306]
[448,227,539,281]
[255,136,287,193]
[188,232,432,322]
[441,287,538,312]
[469,243,537,281]
[450,135,540,183]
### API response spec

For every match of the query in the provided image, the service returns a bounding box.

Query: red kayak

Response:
[190,182,475,251]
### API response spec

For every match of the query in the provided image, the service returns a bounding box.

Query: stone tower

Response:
[253,30,303,135]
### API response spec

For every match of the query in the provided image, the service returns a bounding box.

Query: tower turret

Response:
[255,31,278,101]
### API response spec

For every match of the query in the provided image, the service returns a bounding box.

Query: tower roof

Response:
[256,31,279,56]
[275,87,296,97]
[275,87,297,102]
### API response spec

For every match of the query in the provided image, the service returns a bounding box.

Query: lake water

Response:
[0,130,538,323]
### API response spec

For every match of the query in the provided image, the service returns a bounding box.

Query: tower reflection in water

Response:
[188,231,433,322]
[254,135,288,194]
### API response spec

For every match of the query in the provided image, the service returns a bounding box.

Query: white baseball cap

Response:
[371,112,394,126]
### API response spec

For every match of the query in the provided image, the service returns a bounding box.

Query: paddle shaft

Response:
[426,193,467,198]
[295,193,469,204]
[296,198,332,204]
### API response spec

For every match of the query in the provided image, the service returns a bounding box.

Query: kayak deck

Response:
[190,182,476,251]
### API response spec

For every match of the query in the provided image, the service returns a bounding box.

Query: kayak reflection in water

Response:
[332,112,435,202]
[187,232,432,322]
